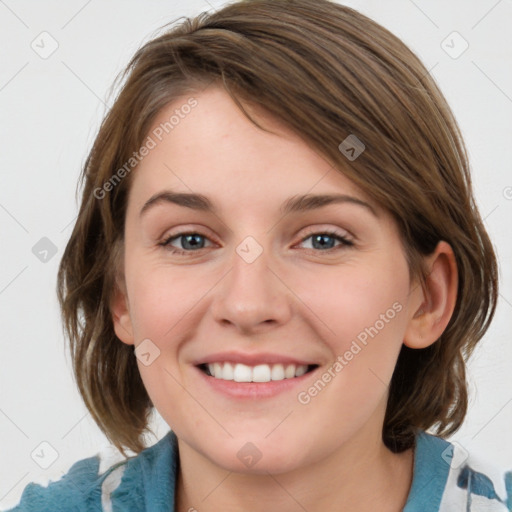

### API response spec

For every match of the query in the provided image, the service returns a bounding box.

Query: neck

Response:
[174,426,414,512]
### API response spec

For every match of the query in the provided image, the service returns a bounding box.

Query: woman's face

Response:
[113,85,425,473]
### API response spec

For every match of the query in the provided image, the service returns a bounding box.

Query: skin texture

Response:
[111,86,458,512]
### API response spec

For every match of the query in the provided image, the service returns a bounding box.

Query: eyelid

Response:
[159,224,218,243]
[298,225,353,242]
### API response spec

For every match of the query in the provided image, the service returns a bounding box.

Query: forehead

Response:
[128,85,377,215]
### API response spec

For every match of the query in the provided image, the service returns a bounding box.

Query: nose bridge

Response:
[211,234,291,331]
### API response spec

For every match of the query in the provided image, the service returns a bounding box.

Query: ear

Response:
[110,274,135,346]
[403,241,458,349]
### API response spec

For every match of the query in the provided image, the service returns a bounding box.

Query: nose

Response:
[210,242,293,335]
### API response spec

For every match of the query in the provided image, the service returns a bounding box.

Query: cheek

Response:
[296,260,410,367]
[290,264,409,426]
[125,258,207,340]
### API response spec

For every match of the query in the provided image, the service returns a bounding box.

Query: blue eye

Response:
[160,232,212,254]
[299,230,354,252]
[159,230,353,255]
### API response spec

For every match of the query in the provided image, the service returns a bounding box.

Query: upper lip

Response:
[194,351,319,367]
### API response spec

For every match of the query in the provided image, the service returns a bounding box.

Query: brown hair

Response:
[57,0,498,456]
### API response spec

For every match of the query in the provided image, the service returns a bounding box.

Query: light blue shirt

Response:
[6,429,512,511]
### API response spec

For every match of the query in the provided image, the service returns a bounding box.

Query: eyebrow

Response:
[139,190,378,218]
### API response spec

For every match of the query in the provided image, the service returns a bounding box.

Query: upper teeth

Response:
[206,362,309,382]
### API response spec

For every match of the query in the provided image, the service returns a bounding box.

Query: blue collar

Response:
[109,429,179,511]
[403,430,451,511]
[112,429,449,511]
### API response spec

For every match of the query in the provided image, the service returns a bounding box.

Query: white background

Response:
[1,0,511,508]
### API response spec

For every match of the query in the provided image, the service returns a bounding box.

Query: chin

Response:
[217,450,302,475]
[203,435,305,475]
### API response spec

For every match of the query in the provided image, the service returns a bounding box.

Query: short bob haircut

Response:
[57,0,498,457]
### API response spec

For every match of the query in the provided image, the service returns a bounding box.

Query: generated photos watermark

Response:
[297,301,403,405]
[93,97,198,200]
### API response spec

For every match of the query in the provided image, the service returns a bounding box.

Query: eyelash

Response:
[158,228,354,256]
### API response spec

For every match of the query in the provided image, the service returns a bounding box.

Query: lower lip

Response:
[194,365,319,399]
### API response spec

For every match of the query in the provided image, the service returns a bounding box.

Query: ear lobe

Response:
[403,241,458,349]
[110,276,135,346]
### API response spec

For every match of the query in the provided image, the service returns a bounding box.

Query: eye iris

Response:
[181,234,205,250]
[312,234,336,250]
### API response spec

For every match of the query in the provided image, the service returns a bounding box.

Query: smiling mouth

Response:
[197,362,319,383]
